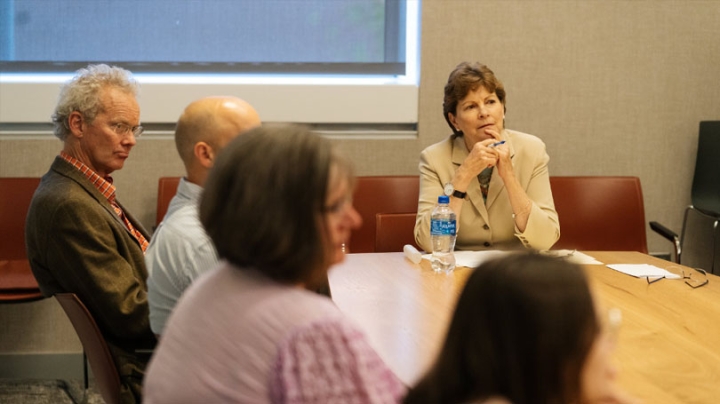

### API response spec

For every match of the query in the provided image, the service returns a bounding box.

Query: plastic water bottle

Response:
[431,195,457,272]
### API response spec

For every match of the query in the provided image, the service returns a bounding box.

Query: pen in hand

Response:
[490,140,506,148]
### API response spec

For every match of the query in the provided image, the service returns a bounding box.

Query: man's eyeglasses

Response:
[109,122,144,138]
[646,266,709,288]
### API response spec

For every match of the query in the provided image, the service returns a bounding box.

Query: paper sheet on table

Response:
[421,250,604,268]
[540,250,604,265]
[606,264,682,279]
[421,250,509,268]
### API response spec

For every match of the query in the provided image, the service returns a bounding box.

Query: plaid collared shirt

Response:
[59,152,149,252]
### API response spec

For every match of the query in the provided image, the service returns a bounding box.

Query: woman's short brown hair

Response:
[443,62,507,135]
[199,124,352,285]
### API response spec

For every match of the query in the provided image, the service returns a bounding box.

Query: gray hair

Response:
[51,64,139,140]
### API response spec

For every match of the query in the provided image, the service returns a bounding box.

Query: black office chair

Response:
[650,121,720,275]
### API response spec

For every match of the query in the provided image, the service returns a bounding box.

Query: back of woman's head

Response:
[200,124,345,285]
[405,252,599,404]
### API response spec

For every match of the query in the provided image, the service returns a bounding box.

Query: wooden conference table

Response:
[328,251,720,404]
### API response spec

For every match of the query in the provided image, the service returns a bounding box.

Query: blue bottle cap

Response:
[438,195,450,204]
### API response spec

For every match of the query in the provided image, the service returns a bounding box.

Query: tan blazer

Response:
[414,130,559,252]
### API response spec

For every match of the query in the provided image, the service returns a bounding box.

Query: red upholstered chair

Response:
[375,212,421,253]
[550,176,648,253]
[156,176,181,227]
[0,177,44,303]
[349,176,420,253]
[56,293,122,404]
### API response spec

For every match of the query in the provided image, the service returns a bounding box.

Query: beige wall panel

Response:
[0,138,63,176]
[331,138,422,175]
[419,0,720,253]
[106,137,186,228]
[0,299,80,353]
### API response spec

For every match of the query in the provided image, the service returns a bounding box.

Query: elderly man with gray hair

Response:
[25,64,155,403]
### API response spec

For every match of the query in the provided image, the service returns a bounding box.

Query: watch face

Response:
[444,183,454,196]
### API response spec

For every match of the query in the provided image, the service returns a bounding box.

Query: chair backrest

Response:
[55,293,122,404]
[550,176,648,253]
[0,177,41,260]
[0,260,43,303]
[375,212,420,253]
[350,176,419,253]
[0,177,43,303]
[679,206,720,275]
[156,177,181,227]
[691,121,720,216]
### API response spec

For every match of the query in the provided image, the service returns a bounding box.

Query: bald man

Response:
[145,96,261,335]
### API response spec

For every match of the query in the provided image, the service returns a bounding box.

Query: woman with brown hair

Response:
[404,253,636,404]
[143,125,404,403]
[415,62,559,252]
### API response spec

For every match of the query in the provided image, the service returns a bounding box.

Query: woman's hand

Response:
[463,133,502,177]
[452,128,503,194]
[472,126,513,181]
[494,141,513,181]
[468,140,499,172]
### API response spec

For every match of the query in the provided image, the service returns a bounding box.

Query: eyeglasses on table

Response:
[646,266,709,288]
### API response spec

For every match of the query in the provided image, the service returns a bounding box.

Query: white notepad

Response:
[606,264,681,279]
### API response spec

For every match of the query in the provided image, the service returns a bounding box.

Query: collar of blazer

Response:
[50,156,149,239]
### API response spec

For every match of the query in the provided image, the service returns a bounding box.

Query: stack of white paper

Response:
[420,250,605,268]
[606,264,681,279]
[421,250,508,268]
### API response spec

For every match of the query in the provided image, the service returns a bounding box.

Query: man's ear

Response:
[194,141,215,169]
[67,111,84,138]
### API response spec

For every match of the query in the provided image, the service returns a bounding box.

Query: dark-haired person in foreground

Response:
[25,64,155,403]
[143,126,405,403]
[404,253,638,404]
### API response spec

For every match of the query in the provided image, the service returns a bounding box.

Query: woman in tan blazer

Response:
[415,62,559,252]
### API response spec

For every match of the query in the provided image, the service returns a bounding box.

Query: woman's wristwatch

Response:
[444,183,467,199]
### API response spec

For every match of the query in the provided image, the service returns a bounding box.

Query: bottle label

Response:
[431,219,456,236]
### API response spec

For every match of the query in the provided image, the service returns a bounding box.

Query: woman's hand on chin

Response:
[464,139,500,175]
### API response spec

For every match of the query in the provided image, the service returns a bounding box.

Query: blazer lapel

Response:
[485,133,516,209]
[116,199,150,239]
[451,136,490,224]
[51,157,140,241]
